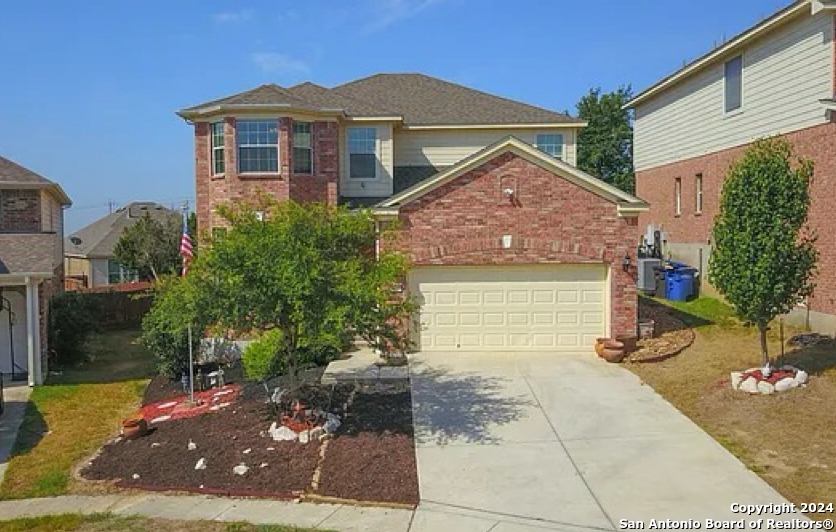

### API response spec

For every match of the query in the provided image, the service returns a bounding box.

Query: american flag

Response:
[180,212,193,277]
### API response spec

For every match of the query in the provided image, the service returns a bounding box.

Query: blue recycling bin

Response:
[678,267,698,299]
[665,270,691,301]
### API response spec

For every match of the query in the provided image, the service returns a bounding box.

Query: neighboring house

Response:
[627,0,836,330]
[64,202,178,289]
[179,73,648,351]
[0,155,72,385]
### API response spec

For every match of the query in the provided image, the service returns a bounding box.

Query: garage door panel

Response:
[410,265,607,352]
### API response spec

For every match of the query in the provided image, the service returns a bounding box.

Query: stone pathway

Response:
[0,379,31,486]
[0,494,415,531]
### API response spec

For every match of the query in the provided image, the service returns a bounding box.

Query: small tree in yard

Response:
[114,213,182,281]
[709,137,817,367]
[183,197,415,386]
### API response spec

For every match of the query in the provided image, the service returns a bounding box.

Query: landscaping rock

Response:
[323,413,341,434]
[233,463,249,476]
[739,377,759,394]
[796,370,809,385]
[730,372,744,390]
[756,381,775,395]
[243,448,252,454]
[298,430,310,444]
[775,377,795,392]
[132,473,140,480]
[268,422,298,442]
[195,458,207,470]
[188,439,197,451]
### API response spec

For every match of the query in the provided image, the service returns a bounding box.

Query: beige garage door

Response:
[409,265,608,352]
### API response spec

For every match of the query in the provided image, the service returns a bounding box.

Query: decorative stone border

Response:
[731,365,809,394]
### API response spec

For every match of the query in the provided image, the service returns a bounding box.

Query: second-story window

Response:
[211,122,225,175]
[724,55,743,113]
[293,122,313,174]
[348,127,377,179]
[237,120,279,173]
[535,133,564,160]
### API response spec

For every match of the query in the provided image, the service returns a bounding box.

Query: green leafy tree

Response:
[576,86,635,193]
[184,197,415,385]
[113,213,182,281]
[709,137,817,366]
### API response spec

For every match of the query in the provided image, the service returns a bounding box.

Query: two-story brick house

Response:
[0,155,71,385]
[627,0,836,330]
[179,73,648,352]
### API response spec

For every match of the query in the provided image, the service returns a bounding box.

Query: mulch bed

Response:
[629,299,696,363]
[81,380,420,506]
[316,381,419,505]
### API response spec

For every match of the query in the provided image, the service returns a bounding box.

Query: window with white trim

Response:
[348,127,377,179]
[293,121,313,174]
[107,259,139,285]
[724,55,743,113]
[211,122,225,175]
[675,177,682,216]
[695,174,703,214]
[237,120,279,173]
[535,133,564,160]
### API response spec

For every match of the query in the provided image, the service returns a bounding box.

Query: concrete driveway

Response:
[408,352,799,532]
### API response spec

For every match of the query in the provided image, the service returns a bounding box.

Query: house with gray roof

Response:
[64,202,179,289]
[179,73,650,354]
[0,154,72,385]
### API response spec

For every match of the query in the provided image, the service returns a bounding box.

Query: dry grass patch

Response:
[0,331,153,500]
[0,513,334,532]
[628,298,836,516]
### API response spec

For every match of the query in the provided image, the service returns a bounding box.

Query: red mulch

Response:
[316,382,419,505]
[742,369,796,385]
[82,381,420,506]
[139,385,242,424]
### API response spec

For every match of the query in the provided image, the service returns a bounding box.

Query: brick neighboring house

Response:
[65,202,179,289]
[0,155,72,385]
[627,0,836,331]
[179,73,648,351]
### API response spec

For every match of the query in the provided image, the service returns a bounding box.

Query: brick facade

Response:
[0,189,41,232]
[394,152,640,338]
[636,121,836,315]
[194,117,339,234]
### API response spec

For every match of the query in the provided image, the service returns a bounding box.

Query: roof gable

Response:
[377,137,648,215]
[65,202,178,258]
[0,154,72,205]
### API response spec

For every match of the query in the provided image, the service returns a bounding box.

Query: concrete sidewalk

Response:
[0,494,415,531]
[0,379,31,486]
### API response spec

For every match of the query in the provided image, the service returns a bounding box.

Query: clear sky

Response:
[0,0,790,232]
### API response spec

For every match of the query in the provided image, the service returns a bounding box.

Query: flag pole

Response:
[182,202,195,405]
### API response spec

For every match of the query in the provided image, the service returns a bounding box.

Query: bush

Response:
[48,291,98,366]
[297,327,352,367]
[141,276,201,378]
[242,329,284,382]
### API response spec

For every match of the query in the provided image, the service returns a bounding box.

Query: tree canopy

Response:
[576,86,635,193]
[709,137,817,366]
[113,212,182,281]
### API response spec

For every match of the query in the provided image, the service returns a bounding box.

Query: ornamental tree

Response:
[184,197,415,386]
[114,212,182,281]
[709,137,817,366]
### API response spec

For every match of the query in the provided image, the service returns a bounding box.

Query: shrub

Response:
[48,291,98,366]
[242,329,285,382]
[141,276,201,378]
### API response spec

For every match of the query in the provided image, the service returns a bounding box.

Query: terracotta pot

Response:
[602,339,624,350]
[616,335,638,354]
[122,415,148,440]
[594,338,609,357]
[601,348,626,363]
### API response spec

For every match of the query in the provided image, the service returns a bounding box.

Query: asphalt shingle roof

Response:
[65,202,179,258]
[180,73,578,126]
[0,155,54,185]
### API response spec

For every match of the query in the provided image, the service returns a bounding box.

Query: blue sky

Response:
[0,0,789,232]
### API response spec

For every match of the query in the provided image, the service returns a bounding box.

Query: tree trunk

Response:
[758,323,770,367]
[150,264,159,282]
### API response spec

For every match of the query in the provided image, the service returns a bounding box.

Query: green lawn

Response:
[0,514,334,532]
[629,296,836,517]
[0,330,154,500]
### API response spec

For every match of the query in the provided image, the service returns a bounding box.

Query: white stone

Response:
[298,431,310,444]
[756,381,775,395]
[268,422,298,442]
[188,439,197,451]
[150,442,161,448]
[243,448,252,454]
[730,372,744,390]
[739,377,759,394]
[775,377,795,392]
[233,463,249,476]
[195,458,207,470]
[132,473,140,480]
[260,463,268,468]
[795,370,809,385]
